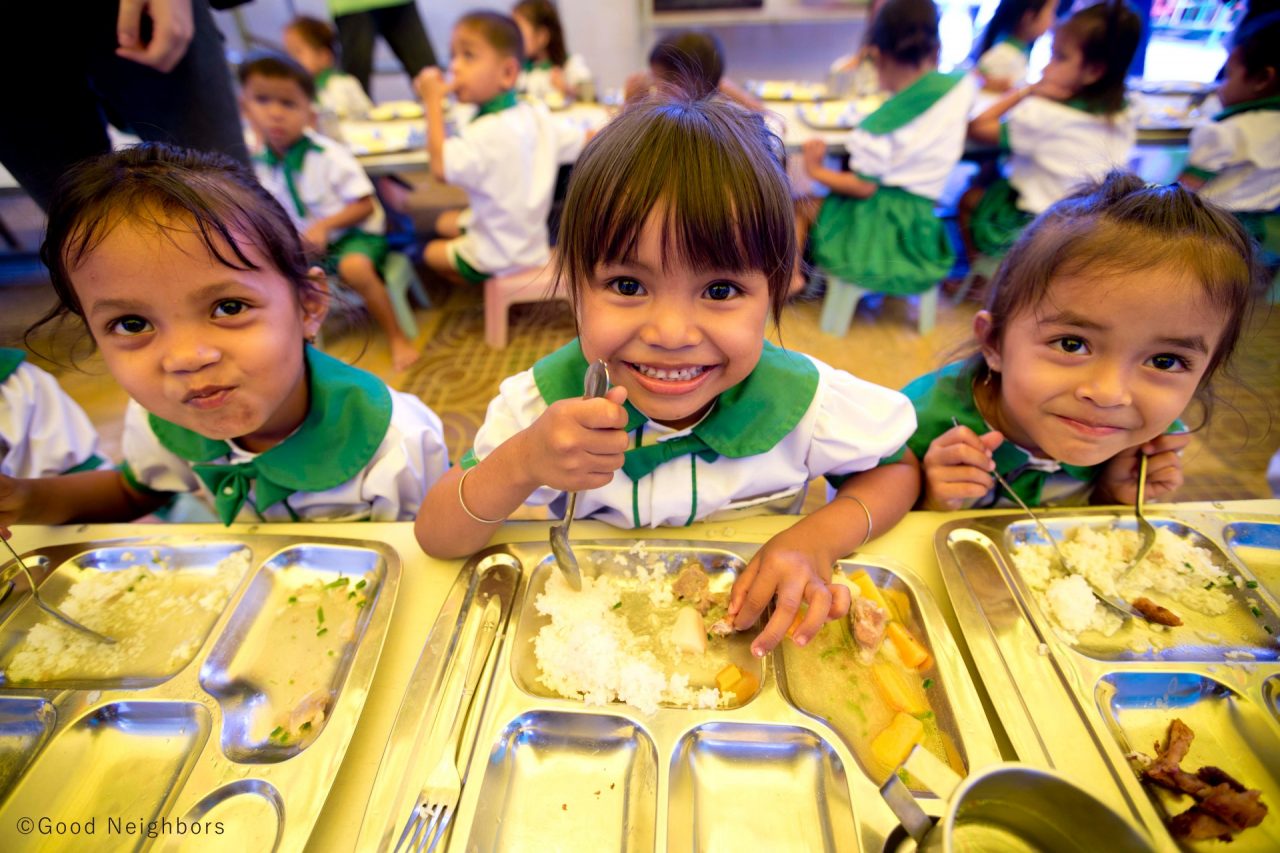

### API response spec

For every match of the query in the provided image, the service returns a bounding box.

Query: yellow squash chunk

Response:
[871,712,926,769]
[872,661,928,714]
[716,663,744,692]
[886,622,932,670]
[849,570,891,613]
[724,671,760,702]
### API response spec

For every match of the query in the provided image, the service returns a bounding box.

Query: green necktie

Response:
[194,461,295,525]
[258,137,318,218]
[621,434,720,482]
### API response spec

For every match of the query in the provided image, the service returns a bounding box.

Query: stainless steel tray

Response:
[936,509,1280,852]
[359,539,1001,852]
[0,534,400,851]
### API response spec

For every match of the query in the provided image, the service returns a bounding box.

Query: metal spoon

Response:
[1,536,116,644]
[548,360,610,591]
[1116,453,1157,580]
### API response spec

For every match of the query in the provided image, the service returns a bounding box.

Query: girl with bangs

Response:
[892,172,1261,512]
[417,96,920,657]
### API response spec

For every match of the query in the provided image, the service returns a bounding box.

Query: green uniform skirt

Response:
[812,185,955,296]
[1236,210,1280,266]
[970,178,1033,257]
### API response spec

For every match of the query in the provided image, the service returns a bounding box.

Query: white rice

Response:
[533,561,725,716]
[2,550,248,683]
[1012,525,1231,642]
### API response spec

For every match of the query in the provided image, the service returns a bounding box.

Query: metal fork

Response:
[1117,453,1157,578]
[1,536,116,644]
[395,595,502,853]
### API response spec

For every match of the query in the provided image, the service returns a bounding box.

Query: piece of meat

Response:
[1198,766,1247,793]
[1144,719,1208,796]
[850,596,887,652]
[708,617,735,637]
[1197,784,1268,831]
[1131,596,1183,626]
[671,562,714,614]
[1170,807,1235,841]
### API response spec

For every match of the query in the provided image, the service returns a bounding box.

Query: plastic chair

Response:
[951,253,1003,305]
[484,264,565,349]
[383,251,430,339]
[819,277,939,337]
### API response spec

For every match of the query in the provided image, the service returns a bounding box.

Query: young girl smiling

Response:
[417,96,920,656]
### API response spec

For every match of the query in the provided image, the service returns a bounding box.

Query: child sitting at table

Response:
[414,11,587,284]
[970,0,1058,92]
[238,54,420,372]
[415,95,919,657]
[801,0,976,302]
[963,1,1139,258]
[891,172,1260,510]
[623,30,763,112]
[0,144,449,528]
[1178,12,1280,260]
[282,15,375,121]
[512,0,593,103]
[0,348,108,479]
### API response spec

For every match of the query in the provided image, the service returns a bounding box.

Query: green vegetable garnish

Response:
[1205,582,1215,590]
[317,607,325,624]
[1245,580,1258,589]
[611,601,622,610]
[922,678,934,689]
[269,726,285,740]
[356,600,367,609]
[325,577,348,589]
[348,591,357,600]
[300,721,312,731]
[316,627,329,637]
[355,579,367,590]
[1250,606,1262,618]
[287,596,297,604]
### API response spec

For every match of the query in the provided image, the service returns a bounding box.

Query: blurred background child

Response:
[0,144,448,528]
[238,54,420,372]
[971,0,1059,92]
[964,0,1140,259]
[283,15,374,121]
[1178,12,1280,267]
[624,30,763,111]
[802,0,976,304]
[896,173,1259,511]
[414,11,586,285]
[0,349,107,479]
[512,0,594,103]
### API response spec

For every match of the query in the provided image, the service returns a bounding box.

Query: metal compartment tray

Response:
[359,539,1002,852]
[936,508,1280,851]
[0,533,400,851]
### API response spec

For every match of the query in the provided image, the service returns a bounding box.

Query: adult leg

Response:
[90,0,249,168]
[334,11,378,94]
[372,0,438,79]
[337,253,421,371]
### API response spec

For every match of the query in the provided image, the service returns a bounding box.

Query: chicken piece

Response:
[1197,784,1268,832]
[850,596,888,653]
[1170,807,1235,841]
[708,617,735,637]
[1131,597,1182,627]
[671,562,715,614]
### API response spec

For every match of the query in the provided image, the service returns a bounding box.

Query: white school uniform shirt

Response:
[1185,103,1280,212]
[443,95,585,274]
[1004,97,1137,214]
[0,350,108,478]
[465,341,916,528]
[976,39,1030,88]
[517,55,592,102]
[845,71,977,200]
[316,69,374,120]
[121,348,448,524]
[253,131,385,238]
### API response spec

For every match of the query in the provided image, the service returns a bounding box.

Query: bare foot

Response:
[391,339,421,372]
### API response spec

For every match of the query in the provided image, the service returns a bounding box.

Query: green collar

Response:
[1062,97,1123,115]
[148,346,392,524]
[532,339,819,478]
[523,59,554,72]
[255,135,324,218]
[999,35,1030,55]
[1214,95,1280,122]
[0,348,25,383]
[473,89,519,121]
[314,67,334,92]
[859,70,966,136]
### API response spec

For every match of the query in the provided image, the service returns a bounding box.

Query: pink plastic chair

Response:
[483,263,566,349]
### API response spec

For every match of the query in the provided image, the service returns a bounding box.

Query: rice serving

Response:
[1,549,247,683]
[533,559,726,715]
[1012,526,1233,642]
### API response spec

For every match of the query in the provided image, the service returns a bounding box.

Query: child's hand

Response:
[0,475,31,529]
[921,425,1005,511]
[301,223,328,253]
[414,68,452,103]
[1095,432,1191,506]
[550,66,569,96]
[727,526,852,657]
[801,139,826,175]
[520,386,630,492]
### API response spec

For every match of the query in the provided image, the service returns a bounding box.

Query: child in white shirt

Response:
[0,349,106,479]
[512,0,593,104]
[282,15,375,121]
[970,0,1057,92]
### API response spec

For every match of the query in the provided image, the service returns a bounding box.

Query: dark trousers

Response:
[0,0,247,211]
[334,1,439,95]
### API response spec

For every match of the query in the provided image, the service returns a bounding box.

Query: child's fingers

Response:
[751,576,810,656]
[926,441,996,472]
[827,581,851,621]
[789,582,832,649]
[1142,431,1191,456]
[733,562,783,634]
[728,552,761,618]
[576,397,630,430]
[928,463,994,491]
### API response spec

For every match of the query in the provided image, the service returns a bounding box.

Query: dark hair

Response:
[286,15,338,58]
[974,171,1261,420]
[556,95,794,326]
[238,51,316,101]
[1232,11,1280,82]
[35,143,317,336]
[972,0,1053,60]
[1055,1,1140,114]
[513,0,568,67]
[457,10,525,64]
[649,31,725,98]
[869,0,942,66]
